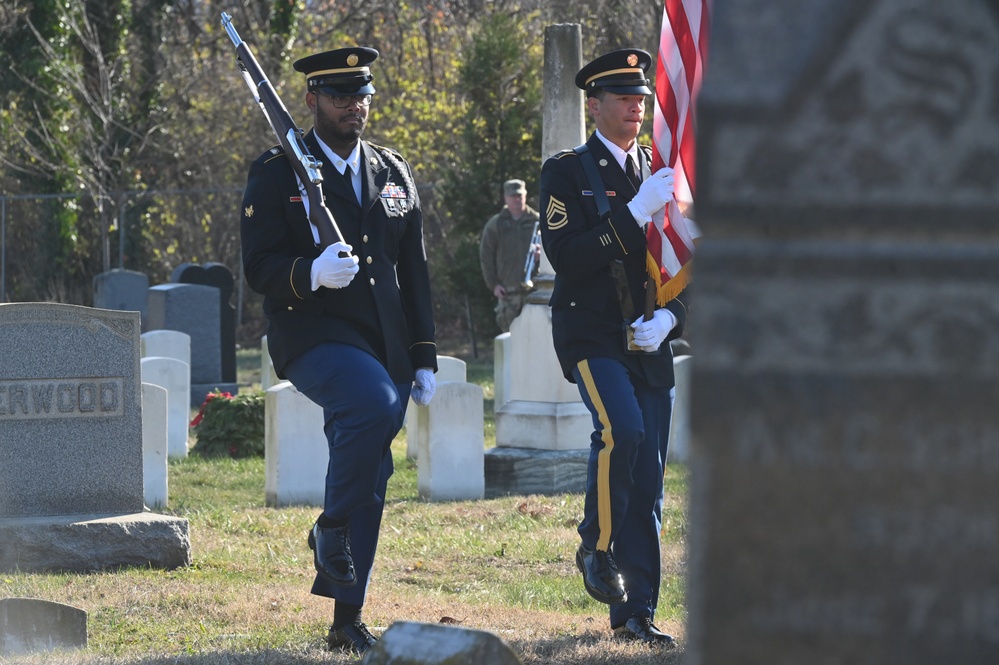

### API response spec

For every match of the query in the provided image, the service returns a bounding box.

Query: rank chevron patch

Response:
[546,196,568,230]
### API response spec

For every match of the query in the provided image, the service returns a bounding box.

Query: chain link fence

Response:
[0,185,479,350]
[0,188,262,332]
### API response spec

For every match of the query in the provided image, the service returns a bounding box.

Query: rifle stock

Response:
[220,12,345,251]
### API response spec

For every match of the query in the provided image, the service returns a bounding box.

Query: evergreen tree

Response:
[438,11,543,340]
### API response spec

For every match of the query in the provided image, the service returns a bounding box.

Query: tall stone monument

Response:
[485,23,592,497]
[0,304,190,573]
[686,2,999,663]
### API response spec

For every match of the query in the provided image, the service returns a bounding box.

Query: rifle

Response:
[220,12,346,251]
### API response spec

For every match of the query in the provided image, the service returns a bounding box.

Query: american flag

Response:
[647,0,709,306]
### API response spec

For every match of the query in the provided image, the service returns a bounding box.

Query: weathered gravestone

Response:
[171,262,237,385]
[686,2,999,664]
[0,304,190,573]
[92,269,149,331]
[361,621,522,665]
[0,598,87,656]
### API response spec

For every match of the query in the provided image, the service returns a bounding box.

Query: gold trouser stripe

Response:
[577,359,614,551]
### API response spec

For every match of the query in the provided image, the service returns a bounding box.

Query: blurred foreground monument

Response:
[687,1,999,663]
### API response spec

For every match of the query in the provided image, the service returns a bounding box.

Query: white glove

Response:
[630,309,677,352]
[627,167,675,224]
[411,368,436,407]
[310,242,359,290]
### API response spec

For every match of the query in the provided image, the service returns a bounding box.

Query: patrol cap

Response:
[575,48,653,96]
[503,179,527,196]
[293,47,379,96]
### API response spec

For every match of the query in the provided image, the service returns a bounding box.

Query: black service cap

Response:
[575,48,653,96]
[293,47,378,96]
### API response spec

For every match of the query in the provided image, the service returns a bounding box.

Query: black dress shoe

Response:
[614,615,676,647]
[308,521,356,586]
[575,544,627,604]
[327,621,377,654]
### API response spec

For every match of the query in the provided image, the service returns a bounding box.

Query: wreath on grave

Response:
[190,390,266,458]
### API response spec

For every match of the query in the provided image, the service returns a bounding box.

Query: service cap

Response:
[575,48,653,96]
[293,47,379,96]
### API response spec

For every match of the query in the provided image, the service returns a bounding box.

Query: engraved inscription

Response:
[854,507,999,553]
[735,413,999,471]
[0,378,124,420]
[750,586,999,641]
[750,591,885,636]
[711,0,999,205]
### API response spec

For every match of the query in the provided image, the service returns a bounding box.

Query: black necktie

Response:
[625,154,642,191]
[342,165,357,203]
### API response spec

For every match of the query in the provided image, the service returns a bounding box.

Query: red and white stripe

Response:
[647,0,709,305]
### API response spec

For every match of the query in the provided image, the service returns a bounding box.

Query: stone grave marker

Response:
[0,303,190,573]
[92,269,149,330]
[171,262,237,384]
[363,621,522,665]
[0,598,87,656]
[147,283,237,406]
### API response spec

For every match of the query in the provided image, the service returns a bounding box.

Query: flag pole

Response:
[644,273,657,321]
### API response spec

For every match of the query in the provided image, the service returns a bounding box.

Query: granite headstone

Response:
[0,303,191,573]
[147,283,236,405]
[92,269,149,330]
[171,262,237,384]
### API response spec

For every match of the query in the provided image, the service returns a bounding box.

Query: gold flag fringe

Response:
[647,253,693,306]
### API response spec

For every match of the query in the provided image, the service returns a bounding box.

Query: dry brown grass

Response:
[1,440,688,665]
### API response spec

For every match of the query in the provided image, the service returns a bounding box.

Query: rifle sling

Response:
[572,144,635,321]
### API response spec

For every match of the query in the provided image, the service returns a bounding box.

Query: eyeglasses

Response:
[321,93,372,109]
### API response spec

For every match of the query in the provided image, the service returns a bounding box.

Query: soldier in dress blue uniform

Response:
[240,46,437,654]
[538,49,688,647]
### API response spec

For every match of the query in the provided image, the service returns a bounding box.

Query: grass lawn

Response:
[1,349,688,665]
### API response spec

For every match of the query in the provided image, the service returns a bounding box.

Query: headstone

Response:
[260,335,280,391]
[171,262,237,384]
[493,332,512,409]
[140,356,191,458]
[147,283,237,406]
[92,269,149,331]
[666,355,691,463]
[362,621,522,665]
[140,329,191,367]
[686,2,999,664]
[0,598,87,656]
[141,383,168,509]
[264,381,326,507]
[416,382,484,501]
[407,355,467,460]
[1,304,143,516]
[0,303,190,573]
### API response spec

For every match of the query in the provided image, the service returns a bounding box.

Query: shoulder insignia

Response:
[546,196,568,230]
[263,145,287,164]
[244,205,254,218]
[554,149,577,160]
[368,142,403,159]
